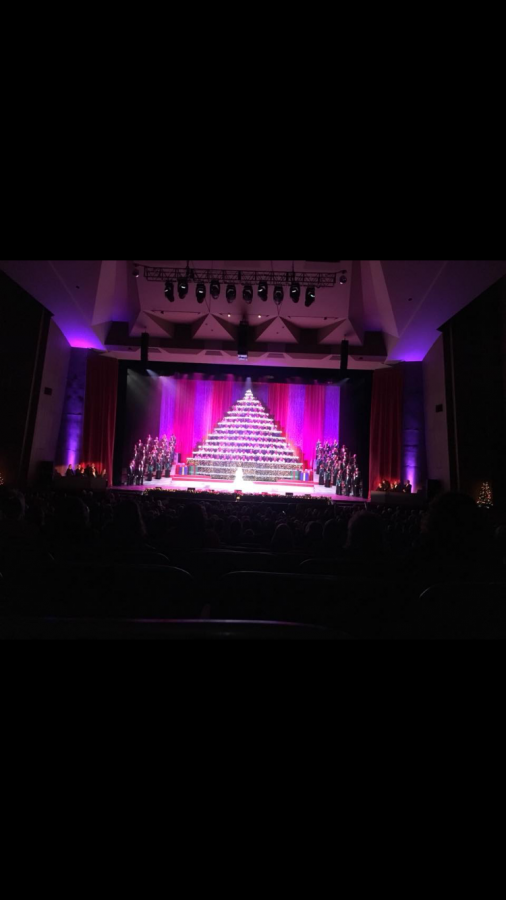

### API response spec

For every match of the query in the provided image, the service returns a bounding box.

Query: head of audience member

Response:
[109,499,147,544]
[346,511,386,557]
[227,516,242,546]
[421,492,481,557]
[305,520,323,547]
[54,496,90,543]
[322,518,346,556]
[0,489,26,523]
[271,523,294,554]
[177,502,207,547]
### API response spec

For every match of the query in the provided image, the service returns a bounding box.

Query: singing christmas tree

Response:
[477,481,493,507]
[190,389,301,482]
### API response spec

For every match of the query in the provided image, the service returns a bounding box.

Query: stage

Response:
[117,474,364,501]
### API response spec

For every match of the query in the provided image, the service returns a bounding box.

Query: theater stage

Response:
[117,475,364,501]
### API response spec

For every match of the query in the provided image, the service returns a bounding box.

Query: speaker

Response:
[427,479,441,502]
[141,332,149,367]
[238,320,248,360]
[38,461,54,487]
[285,492,294,497]
[340,339,349,373]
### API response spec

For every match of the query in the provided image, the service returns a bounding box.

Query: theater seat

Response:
[96,550,173,567]
[212,570,408,637]
[0,617,350,639]
[5,563,202,619]
[299,557,392,580]
[412,582,506,638]
[299,558,342,576]
[163,550,279,580]
[212,571,358,630]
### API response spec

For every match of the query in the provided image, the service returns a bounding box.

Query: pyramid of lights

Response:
[190,389,301,482]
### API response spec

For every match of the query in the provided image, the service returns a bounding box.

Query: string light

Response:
[477,481,493,507]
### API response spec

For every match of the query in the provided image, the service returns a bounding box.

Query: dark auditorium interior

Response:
[1,259,506,639]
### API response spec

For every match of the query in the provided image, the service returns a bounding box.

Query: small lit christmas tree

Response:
[477,481,493,507]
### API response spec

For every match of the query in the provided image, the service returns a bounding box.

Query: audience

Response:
[0,482,502,636]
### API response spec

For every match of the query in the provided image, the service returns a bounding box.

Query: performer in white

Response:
[233,465,244,488]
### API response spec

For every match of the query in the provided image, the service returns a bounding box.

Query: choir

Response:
[127,434,177,486]
[314,440,363,496]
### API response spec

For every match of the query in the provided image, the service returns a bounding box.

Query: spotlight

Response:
[226,284,236,303]
[210,280,221,299]
[339,272,347,284]
[243,284,253,304]
[273,286,284,305]
[258,281,268,301]
[133,266,140,278]
[305,285,316,307]
[178,278,188,299]
[289,282,300,303]
[164,280,174,302]
[196,283,206,303]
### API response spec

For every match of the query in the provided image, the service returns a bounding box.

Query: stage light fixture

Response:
[178,278,188,299]
[164,280,174,302]
[133,266,140,278]
[238,319,248,359]
[340,339,349,373]
[210,279,221,299]
[226,284,236,303]
[273,286,284,305]
[339,272,347,284]
[305,285,316,307]
[258,281,268,301]
[243,284,253,303]
[196,283,206,303]
[290,282,300,303]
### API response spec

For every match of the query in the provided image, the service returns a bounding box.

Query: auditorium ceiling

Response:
[1,259,505,370]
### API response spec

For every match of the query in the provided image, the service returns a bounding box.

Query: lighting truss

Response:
[143,267,338,288]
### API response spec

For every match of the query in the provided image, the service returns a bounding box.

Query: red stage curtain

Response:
[172,376,197,463]
[267,383,290,430]
[210,377,233,436]
[82,355,119,479]
[368,367,403,497]
[303,385,326,468]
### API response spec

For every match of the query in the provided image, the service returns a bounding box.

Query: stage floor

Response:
[116,476,363,501]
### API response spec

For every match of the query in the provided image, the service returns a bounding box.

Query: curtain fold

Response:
[368,367,403,496]
[82,355,118,478]
[172,377,197,463]
[303,385,326,469]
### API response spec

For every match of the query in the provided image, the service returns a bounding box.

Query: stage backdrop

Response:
[141,374,341,469]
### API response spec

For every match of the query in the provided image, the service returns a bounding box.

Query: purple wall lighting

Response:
[55,349,91,467]
[401,363,427,492]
